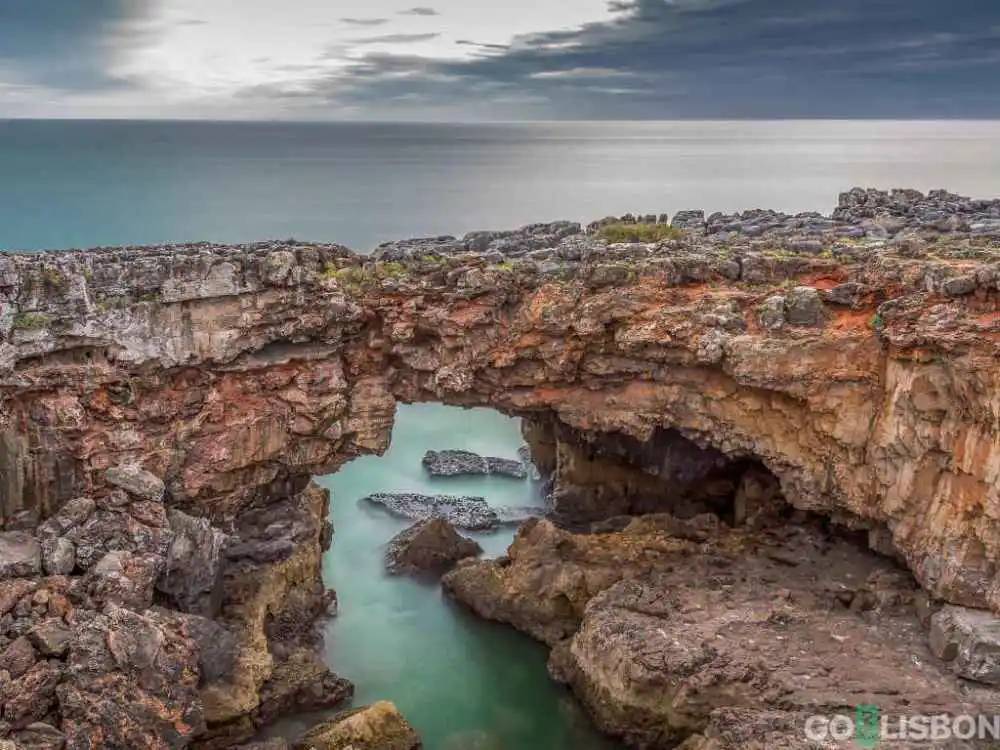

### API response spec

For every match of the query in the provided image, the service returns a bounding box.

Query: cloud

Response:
[456,40,511,52]
[3,0,999,119]
[282,0,1000,119]
[529,67,635,79]
[352,32,440,45]
[0,0,156,91]
[340,17,390,27]
[398,7,439,16]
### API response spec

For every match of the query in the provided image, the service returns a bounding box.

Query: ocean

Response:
[2,119,999,253]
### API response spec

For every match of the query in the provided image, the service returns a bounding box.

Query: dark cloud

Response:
[353,32,440,45]
[340,17,390,27]
[0,0,153,90]
[456,40,510,52]
[398,7,439,16]
[263,0,1000,118]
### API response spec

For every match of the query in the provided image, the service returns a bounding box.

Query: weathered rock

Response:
[27,618,72,657]
[0,532,41,579]
[0,660,61,728]
[36,497,95,538]
[40,537,75,576]
[166,610,238,684]
[942,275,977,297]
[756,295,785,331]
[156,508,227,616]
[105,463,165,502]
[13,721,66,750]
[85,550,161,610]
[784,285,826,326]
[449,513,996,749]
[294,701,421,750]
[362,493,499,531]
[2,635,37,678]
[58,605,204,749]
[422,449,526,479]
[385,519,482,574]
[929,605,1000,685]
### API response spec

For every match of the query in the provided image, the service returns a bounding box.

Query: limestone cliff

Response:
[0,187,998,746]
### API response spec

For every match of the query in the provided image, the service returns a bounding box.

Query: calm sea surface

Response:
[2,119,999,252]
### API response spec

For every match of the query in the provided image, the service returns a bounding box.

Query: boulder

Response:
[0,531,41,579]
[2,635,38,678]
[105,463,165,502]
[941,275,977,297]
[784,286,826,326]
[85,550,161,610]
[385,519,482,574]
[929,605,1000,685]
[156,509,227,616]
[28,618,73,657]
[757,295,785,331]
[41,536,75,575]
[36,497,95,538]
[294,701,421,750]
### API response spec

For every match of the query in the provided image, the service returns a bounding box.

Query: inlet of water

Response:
[305,403,621,749]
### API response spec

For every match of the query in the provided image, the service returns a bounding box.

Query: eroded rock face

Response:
[0,188,998,746]
[447,514,1000,749]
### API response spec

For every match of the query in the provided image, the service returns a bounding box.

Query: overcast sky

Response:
[1,0,998,120]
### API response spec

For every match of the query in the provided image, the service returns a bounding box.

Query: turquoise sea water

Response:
[308,403,619,749]
[3,119,1000,252]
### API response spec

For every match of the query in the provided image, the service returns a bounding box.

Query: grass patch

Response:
[375,261,407,279]
[598,223,682,243]
[12,312,52,330]
[324,264,376,294]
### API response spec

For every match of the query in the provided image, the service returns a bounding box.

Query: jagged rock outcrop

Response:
[0,187,998,746]
[384,518,482,575]
[0,467,348,749]
[445,514,1000,748]
[292,701,421,750]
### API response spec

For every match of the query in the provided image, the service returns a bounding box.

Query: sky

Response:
[0,0,998,120]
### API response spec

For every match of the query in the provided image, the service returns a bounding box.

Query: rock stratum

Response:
[0,187,999,747]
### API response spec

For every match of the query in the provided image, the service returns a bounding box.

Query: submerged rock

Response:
[294,701,421,750]
[362,493,544,531]
[385,518,482,574]
[422,449,527,479]
[362,493,499,530]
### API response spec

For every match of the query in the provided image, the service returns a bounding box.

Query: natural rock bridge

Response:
[1,187,998,747]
